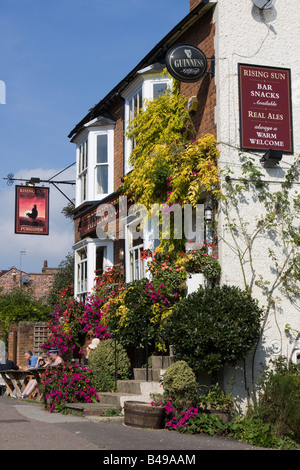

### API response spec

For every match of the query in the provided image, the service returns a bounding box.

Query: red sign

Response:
[15,186,49,235]
[238,64,293,153]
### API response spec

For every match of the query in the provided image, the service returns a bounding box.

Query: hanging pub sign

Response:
[165,44,208,82]
[15,186,49,235]
[238,63,293,153]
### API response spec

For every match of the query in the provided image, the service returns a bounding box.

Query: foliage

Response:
[199,384,234,413]
[122,79,220,254]
[162,361,198,408]
[104,278,176,351]
[42,267,124,358]
[40,362,99,413]
[47,252,75,308]
[176,242,221,281]
[88,339,131,392]
[164,285,263,374]
[151,375,300,449]
[42,286,87,358]
[143,249,186,295]
[255,356,300,443]
[122,79,193,207]
[0,287,51,342]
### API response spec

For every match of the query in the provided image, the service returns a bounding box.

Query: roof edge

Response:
[68,0,215,140]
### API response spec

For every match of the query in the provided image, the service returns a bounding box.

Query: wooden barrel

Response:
[124,401,165,429]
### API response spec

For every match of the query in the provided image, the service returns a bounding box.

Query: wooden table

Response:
[0,368,46,400]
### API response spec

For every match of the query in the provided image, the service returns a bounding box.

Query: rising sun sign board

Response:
[15,186,49,235]
[165,44,208,83]
[238,63,293,153]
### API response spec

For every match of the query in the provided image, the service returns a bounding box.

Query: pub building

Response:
[68,1,299,407]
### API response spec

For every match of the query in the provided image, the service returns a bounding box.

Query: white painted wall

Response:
[213,0,300,408]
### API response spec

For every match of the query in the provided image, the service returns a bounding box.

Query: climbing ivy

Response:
[122,80,220,210]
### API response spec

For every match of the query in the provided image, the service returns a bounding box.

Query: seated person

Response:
[24,350,38,369]
[18,348,63,399]
[36,356,46,368]
[0,353,19,371]
[84,337,100,365]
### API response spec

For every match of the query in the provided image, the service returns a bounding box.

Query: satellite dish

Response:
[251,0,276,9]
[21,275,31,285]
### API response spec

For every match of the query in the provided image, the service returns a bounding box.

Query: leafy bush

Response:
[88,339,131,392]
[199,384,234,413]
[162,360,198,408]
[106,278,178,352]
[255,357,300,443]
[163,285,263,374]
[0,287,51,342]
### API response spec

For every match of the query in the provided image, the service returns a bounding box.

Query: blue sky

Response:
[0,0,188,274]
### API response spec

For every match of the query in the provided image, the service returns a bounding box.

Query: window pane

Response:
[84,140,88,168]
[134,94,138,118]
[153,82,167,98]
[81,173,87,201]
[97,135,108,163]
[97,165,108,194]
[96,246,105,275]
[138,89,143,112]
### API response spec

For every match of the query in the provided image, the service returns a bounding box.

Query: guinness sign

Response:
[166,44,208,83]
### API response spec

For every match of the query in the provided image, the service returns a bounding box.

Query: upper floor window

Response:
[96,134,109,195]
[74,117,115,206]
[78,139,88,202]
[123,66,172,174]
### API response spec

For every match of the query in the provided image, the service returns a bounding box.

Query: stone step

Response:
[98,380,162,412]
[65,402,122,416]
[134,368,162,382]
[151,355,175,370]
[117,379,145,394]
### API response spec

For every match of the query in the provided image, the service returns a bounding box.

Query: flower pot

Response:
[124,401,165,429]
[187,273,205,295]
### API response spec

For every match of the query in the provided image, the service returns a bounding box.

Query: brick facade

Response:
[71,4,217,282]
[8,321,49,367]
[0,261,58,301]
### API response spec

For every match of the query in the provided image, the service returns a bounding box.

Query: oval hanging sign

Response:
[165,44,208,83]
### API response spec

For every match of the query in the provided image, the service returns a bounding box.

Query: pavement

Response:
[0,395,265,454]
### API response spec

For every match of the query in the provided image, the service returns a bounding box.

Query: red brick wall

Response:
[111,100,125,192]
[29,273,56,300]
[8,322,49,367]
[0,267,56,301]
[178,10,216,139]
[0,267,21,293]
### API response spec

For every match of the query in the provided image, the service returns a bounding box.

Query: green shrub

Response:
[163,285,263,373]
[256,358,300,443]
[88,339,131,392]
[162,360,198,408]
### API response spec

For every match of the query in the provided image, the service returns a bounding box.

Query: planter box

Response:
[124,401,165,429]
[187,273,205,295]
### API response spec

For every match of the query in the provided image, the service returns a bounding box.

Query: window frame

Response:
[123,73,172,175]
[77,137,88,204]
[74,121,115,206]
[74,238,114,301]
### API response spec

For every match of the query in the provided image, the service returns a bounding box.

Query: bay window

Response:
[74,118,114,206]
[74,239,114,300]
[123,69,172,175]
